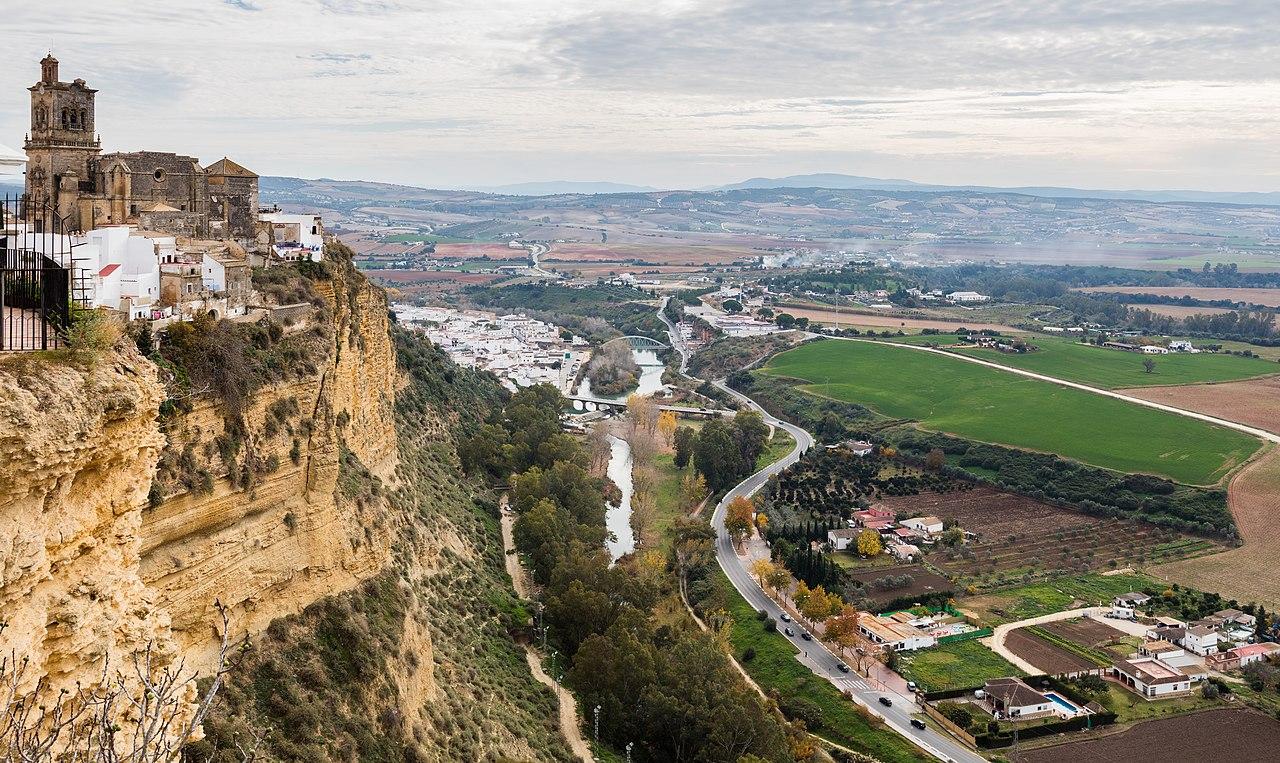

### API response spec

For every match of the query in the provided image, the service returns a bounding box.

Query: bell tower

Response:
[24,54,101,229]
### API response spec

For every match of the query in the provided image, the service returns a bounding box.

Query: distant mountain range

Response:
[470,180,658,196]
[707,173,1280,206]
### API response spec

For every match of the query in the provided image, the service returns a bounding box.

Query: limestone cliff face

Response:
[141,264,400,667]
[0,346,171,700]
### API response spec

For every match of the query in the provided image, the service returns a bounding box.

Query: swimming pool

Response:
[1043,691,1083,716]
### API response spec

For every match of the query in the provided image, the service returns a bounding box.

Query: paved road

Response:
[820,334,1280,445]
[526,242,559,279]
[657,297,690,374]
[710,380,982,763]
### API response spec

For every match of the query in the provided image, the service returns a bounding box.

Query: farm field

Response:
[543,242,755,266]
[1118,303,1238,318]
[1126,376,1280,436]
[953,335,1279,389]
[760,339,1264,485]
[1078,286,1280,307]
[873,488,1222,584]
[1155,448,1280,609]
[963,573,1158,626]
[1022,708,1280,763]
[1039,618,1138,660]
[1004,628,1103,674]
[773,303,1021,333]
[844,564,952,609]
[895,639,1025,692]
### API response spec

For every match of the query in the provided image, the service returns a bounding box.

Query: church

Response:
[23,54,260,249]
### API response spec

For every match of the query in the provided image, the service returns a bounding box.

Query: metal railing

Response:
[0,195,78,351]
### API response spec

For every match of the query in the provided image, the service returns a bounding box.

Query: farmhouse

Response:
[859,615,936,651]
[983,678,1055,720]
[827,528,860,552]
[1112,657,1192,698]
[890,542,920,562]
[1103,341,1139,352]
[1112,592,1153,620]
[947,291,990,304]
[902,516,944,535]
[1206,643,1280,672]
[1141,345,1170,355]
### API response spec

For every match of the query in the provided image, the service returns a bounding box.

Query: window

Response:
[154,168,166,182]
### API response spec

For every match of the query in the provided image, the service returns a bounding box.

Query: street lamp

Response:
[625,742,634,763]
[593,705,601,744]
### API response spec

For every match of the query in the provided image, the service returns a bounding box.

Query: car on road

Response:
[784,627,795,636]
[910,719,926,730]
[878,696,893,707]
[906,681,917,692]
[779,612,792,622]
[836,663,850,673]
[800,631,812,641]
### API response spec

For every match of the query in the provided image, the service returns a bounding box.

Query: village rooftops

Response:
[1232,643,1280,660]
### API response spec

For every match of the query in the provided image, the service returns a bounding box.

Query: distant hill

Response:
[472,180,658,196]
[712,173,1280,206]
[0,181,24,198]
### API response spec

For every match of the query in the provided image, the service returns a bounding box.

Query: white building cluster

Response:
[395,304,588,392]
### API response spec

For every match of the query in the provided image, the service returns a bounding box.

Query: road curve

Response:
[710,380,982,763]
[818,334,1280,445]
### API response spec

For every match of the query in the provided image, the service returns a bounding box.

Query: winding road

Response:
[657,296,690,374]
[709,380,983,763]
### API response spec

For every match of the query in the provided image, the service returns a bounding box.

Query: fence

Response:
[0,195,79,351]
[936,626,993,645]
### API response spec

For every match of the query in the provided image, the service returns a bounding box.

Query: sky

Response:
[1,0,1278,192]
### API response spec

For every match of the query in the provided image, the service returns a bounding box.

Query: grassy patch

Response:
[715,572,931,762]
[761,339,1262,485]
[896,640,1026,692]
[964,573,1157,625]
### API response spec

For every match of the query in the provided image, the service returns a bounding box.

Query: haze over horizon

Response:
[2,1,1278,194]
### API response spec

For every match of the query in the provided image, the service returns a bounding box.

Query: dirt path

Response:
[1153,448,1280,609]
[499,498,593,762]
[985,607,1095,674]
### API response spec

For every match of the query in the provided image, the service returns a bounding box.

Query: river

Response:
[575,349,666,401]
[604,434,637,561]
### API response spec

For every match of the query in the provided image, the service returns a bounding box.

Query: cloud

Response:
[0,1,1274,192]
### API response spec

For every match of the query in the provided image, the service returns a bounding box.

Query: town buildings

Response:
[1112,657,1192,698]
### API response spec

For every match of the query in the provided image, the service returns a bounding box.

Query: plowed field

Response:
[1023,709,1280,763]
[1005,628,1097,675]
[1127,376,1280,437]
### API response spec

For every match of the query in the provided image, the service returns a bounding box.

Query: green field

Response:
[964,573,1157,625]
[715,572,930,762]
[761,339,1262,485]
[954,335,1278,389]
[895,640,1025,692]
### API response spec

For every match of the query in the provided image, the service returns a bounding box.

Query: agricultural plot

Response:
[964,573,1158,626]
[953,335,1278,389]
[1127,376,1280,437]
[874,488,1222,584]
[1022,709,1280,763]
[1004,628,1098,675]
[761,339,1263,485]
[896,639,1025,692]
[1039,618,1138,660]
[844,564,953,609]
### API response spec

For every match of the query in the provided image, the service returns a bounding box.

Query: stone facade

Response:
[23,56,258,246]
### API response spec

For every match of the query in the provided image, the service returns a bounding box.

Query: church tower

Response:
[24,54,101,229]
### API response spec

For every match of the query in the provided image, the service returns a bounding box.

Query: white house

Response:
[1180,624,1220,656]
[947,291,990,303]
[1140,345,1170,355]
[1112,592,1152,619]
[902,516,944,535]
[827,528,860,552]
[858,613,937,651]
[261,212,324,261]
[984,678,1055,719]
[1169,340,1197,353]
[890,542,920,561]
[1112,657,1191,698]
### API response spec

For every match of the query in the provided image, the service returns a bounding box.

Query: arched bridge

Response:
[566,395,730,419]
[602,335,669,351]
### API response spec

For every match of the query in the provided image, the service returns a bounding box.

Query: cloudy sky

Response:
[2,0,1277,191]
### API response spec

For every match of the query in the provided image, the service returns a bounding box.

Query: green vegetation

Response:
[713,572,931,762]
[896,640,1026,692]
[761,339,1262,485]
[1023,626,1113,667]
[965,573,1157,625]
[955,335,1278,388]
[687,332,799,380]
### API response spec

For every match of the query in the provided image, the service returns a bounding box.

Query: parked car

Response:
[800,631,813,641]
[910,719,926,730]
[878,696,893,707]
[906,681,917,692]
[784,627,795,637]
[779,612,792,622]
[836,663,850,673]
